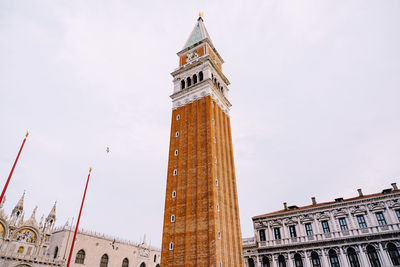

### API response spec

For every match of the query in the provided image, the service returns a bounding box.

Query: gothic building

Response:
[161,15,244,266]
[243,183,400,267]
[0,192,62,267]
[49,225,160,267]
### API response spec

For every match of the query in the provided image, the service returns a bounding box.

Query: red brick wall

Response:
[161,96,243,266]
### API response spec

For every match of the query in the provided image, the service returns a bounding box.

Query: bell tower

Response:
[161,15,244,267]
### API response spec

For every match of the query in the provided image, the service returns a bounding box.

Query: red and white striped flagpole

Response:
[0,131,29,204]
[66,168,92,267]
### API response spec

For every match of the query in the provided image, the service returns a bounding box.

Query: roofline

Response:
[177,38,224,64]
[252,189,400,220]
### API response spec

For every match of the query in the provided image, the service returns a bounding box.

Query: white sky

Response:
[1,0,399,247]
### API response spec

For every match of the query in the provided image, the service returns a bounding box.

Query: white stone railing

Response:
[0,250,64,265]
[255,222,400,248]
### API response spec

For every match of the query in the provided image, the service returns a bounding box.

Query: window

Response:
[54,246,59,259]
[154,254,157,262]
[193,74,197,84]
[305,223,313,236]
[274,228,281,240]
[395,210,400,221]
[294,254,303,267]
[169,242,174,250]
[213,137,216,143]
[172,191,176,198]
[122,258,129,267]
[214,157,217,164]
[338,218,348,231]
[216,179,218,186]
[180,80,185,90]
[186,77,191,87]
[262,256,270,267]
[347,247,360,267]
[289,225,296,238]
[174,150,178,156]
[259,229,266,241]
[311,251,321,267]
[388,243,400,265]
[212,119,215,125]
[356,215,367,228]
[100,254,109,267]
[75,249,85,264]
[176,114,180,120]
[321,221,330,233]
[366,245,381,267]
[248,258,255,267]
[218,231,221,239]
[278,255,286,267]
[328,250,340,267]
[216,204,220,212]
[199,71,204,81]
[175,131,180,137]
[171,214,175,222]
[140,263,146,267]
[376,212,387,225]
[173,169,177,176]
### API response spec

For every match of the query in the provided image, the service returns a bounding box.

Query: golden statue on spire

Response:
[199,12,204,18]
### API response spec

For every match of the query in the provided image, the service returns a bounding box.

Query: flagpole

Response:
[0,131,29,204]
[66,168,92,267]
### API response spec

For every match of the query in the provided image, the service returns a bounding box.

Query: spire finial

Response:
[199,12,203,18]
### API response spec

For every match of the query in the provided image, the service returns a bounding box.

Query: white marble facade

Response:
[243,183,400,267]
[49,226,160,267]
[0,192,62,267]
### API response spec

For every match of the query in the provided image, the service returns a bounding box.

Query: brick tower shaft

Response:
[161,16,243,267]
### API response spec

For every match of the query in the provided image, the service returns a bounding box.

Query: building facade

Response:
[243,183,400,267]
[0,192,63,267]
[160,15,244,266]
[49,225,161,267]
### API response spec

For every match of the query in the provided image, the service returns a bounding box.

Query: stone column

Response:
[271,255,278,267]
[257,255,261,267]
[287,253,294,267]
[378,243,392,266]
[357,245,369,267]
[321,250,330,267]
[304,252,312,267]
[338,247,350,267]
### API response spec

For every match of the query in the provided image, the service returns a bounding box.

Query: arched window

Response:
[156,265,160,267]
[347,247,360,267]
[199,71,204,81]
[367,245,381,267]
[388,243,400,265]
[140,263,146,267]
[154,254,157,262]
[213,78,217,84]
[278,255,286,267]
[294,253,303,267]
[54,246,59,259]
[75,249,85,264]
[181,80,185,90]
[311,251,321,267]
[193,74,197,84]
[186,77,191,87]
[122,258,129,267]
[248,258,255,267]
[262,256,270,267]
[328,250,340,267]
[100,254,109,267]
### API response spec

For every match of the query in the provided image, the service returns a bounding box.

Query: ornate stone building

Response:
[243,183,400,267]
[0,192,63,267]
[161,15,244,266]
[49,225,160,267]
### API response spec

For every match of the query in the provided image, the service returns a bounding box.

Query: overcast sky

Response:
[1,0,399,247]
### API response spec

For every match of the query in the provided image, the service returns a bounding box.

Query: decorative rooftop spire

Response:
[30,205,37,220]
[183,14,212,49]
[12,191,25,215]
[0,195,6,209]
[47,201,57,220]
